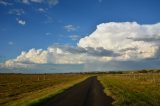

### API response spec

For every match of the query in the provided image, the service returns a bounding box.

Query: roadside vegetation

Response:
[98,71,160,106]
[0,74,90,106]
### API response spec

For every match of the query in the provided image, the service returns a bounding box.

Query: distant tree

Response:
[138,70,148,73]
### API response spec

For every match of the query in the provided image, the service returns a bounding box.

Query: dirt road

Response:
[39,76,113,106]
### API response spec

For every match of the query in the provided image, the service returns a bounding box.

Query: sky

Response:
[0,0,160,73]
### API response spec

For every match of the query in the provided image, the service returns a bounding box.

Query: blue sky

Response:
[0,0,160,73]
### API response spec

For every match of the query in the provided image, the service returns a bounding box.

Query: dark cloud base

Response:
[1,60,160,73]
[0,64,84,73]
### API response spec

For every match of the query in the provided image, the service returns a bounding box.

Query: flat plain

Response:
[0,74,89,106]
[98,73,160,106]
[1,71,160,106]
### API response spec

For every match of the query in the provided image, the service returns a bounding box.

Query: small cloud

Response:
[21,0,43,4]
[8,9,25,16]
[37,8,47,13]
[64,25,79,32]
[20,0,59,6]
[30,0,43,3]
[0,0,12,6]
[16,19,26,26]
[21,0,30,4]
[8,41,14,45]
[45,32,52,36]
[48,0,59,6]
[69,35,80,41]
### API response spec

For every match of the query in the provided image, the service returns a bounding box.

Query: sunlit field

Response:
[98,72,160,106]
[0,74,89,106]
[1,71,160,106]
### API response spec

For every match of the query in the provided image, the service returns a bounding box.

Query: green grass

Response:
[98,73,160,106]
[0,74,90,106]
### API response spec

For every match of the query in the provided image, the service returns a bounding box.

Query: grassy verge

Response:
[0,74,90,106]
[98,74,160,106]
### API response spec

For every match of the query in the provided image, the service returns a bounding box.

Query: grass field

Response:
[98,73,160,106]
[0,74,89,106]
[1,72,160,106]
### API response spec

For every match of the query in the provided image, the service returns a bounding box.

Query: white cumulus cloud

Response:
[37,8,47,13]
[17,19,26,25]
[2,22,160,69]
[78,22,160,60]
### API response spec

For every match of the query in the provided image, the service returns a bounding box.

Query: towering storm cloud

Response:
[1,22,160,71]
[78,22,160,60]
